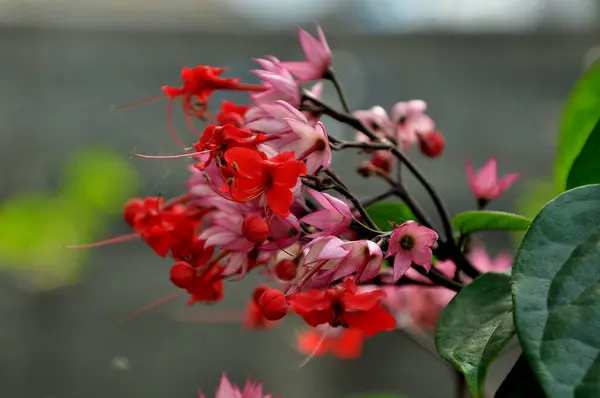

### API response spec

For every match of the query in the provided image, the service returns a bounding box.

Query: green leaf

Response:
[566,120,600,189]
[511,184,600,398]
[555,61,600,190]
[435,273,515,398]
[495,355,545,398]
[61,148,139,215]
[451,211,531,234]
[365,201,416,231]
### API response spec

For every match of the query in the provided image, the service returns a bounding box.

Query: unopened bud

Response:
[123,198,144,227]
[242,216,270,243]
[170,261,196,289]
[275,259,298,281]
[418,130,445,158]
[257,287,288,321]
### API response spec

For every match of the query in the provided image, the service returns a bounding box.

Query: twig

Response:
[325,68,351,114]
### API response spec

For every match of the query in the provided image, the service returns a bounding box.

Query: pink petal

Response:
[278,61,319,81]
[300,209,343,231]
[496,173,520,196]
[477,157,499,191]
[491,253,513,272]
[316,24,333,65]
[392,251,412,281]
[465,159,478,195]
[215,373,238,398]
[411,246,433,271]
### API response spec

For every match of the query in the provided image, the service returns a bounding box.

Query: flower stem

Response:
[325,68,351,114]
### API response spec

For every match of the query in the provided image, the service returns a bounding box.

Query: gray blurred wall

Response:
[0,28,597,398]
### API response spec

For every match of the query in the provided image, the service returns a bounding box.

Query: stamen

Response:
[298,326,330,368]
[119,291,185,324]
[133,149,211,160]
[111,94,166,109]
[64,233,139,249]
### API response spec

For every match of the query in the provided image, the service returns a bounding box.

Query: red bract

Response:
[216,101,249,127]
[418,130,445,158]
[223,147,307,217]
[288,279,396,337]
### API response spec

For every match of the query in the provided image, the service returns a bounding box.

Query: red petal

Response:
[269,151,296,164]
[266,187,293,217]
[224,147,264,179]
[341,290,386,312]
[302,309,335,327]
[330,329,364,359]
[288,291,332,314]
[343,307,396,337]
[296,329,330,356]
[272,161,307,189]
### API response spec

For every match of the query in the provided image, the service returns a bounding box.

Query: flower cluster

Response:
[78,25,520,360]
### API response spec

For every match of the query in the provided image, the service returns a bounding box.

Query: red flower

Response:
[186,265,225,306]
[296,327,365,359]
[162,66,265,118]
[288,279,396,337]
[223,147,307,217]
[161,65,266,146]
[216,101,249,127]
[193,124,266,170]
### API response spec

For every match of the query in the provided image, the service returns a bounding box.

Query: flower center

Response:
[399,235,414,250]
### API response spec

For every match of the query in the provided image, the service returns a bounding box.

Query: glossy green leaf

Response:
[366,201,415,231]
[495,355,545,398]
[555,61,600,189]
[436,273,515,398]
[452,211,531,234]
[566,120,600,189]
[61,148,139,215]
[511,184,600,398]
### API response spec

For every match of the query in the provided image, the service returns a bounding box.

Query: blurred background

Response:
[0,1,599,397]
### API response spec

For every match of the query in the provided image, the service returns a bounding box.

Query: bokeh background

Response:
[1,1,599,397]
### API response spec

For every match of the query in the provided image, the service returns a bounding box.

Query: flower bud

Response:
[170,261,197,289]
[242,216,270,244]
[123,198,144,227]
[257,287,288,321]
[418,130,445,158]
[275,259,298,281]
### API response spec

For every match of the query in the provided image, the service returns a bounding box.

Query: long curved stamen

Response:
[286,259,328,295]
[298,326,330,368]
[111,94,166,109]
[119,291,185,324]
[64,233,139,249]
[133,149,211,160]
[166,98,187,150]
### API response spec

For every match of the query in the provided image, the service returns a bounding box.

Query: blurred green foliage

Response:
[511,179,561,246]
[0,148,139,291]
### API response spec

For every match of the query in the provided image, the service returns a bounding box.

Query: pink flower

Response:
[385,221,438,281]
[466,157,520,202]
[251,57,300,107]
[336,240,383,283]
[280,25,332,82]
[199,373,274,398]
[391,100,435,148]
[299,189,352,238]
[469,245,512,273]
[353,106,394,140]
[293,236,350,291]
[244,100,306,137]
[284,119,331,174]
[302,82,324,125]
